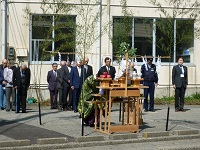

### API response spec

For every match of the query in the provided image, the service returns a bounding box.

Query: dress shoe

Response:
[175,109,179,112]
[6,109,10,112]
[144,109,148,112]
[179,109,186,112]
[12,109,16,111]
[149,109,155,112]
[74,110,78,113]
[67,107,73,111]
[63,108,67,111]
[89,124,95,127]
[1,107,4,110]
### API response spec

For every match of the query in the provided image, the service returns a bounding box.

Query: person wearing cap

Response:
[97,57,116,80]
[141,57,158,112]
[70,60,86,113]
[172,57,188,112]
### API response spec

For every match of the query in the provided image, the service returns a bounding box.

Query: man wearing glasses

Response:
[47,63,58,109]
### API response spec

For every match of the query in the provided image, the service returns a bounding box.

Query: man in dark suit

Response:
[70,60,86,113]
[47,63,58,109]
[172,57,188,112]
[58,61,70,111]
[67,59,73,110]
[97,57,116,79]
[13,63,31,113]
[84,57,93,79]
[57,67,63,111]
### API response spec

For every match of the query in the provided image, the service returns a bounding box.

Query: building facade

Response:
[0,0,200,99]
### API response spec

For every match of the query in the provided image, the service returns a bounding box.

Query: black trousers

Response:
[49,89,58,108]
[16,86,27,112]
[62,84,69,108]
[175,86,186,110]
[67,86,73,108]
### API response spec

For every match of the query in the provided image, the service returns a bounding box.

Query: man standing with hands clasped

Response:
[141,57,158,112]
[172,57,188,112]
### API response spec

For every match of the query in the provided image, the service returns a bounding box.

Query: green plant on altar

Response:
[116,42,137,62]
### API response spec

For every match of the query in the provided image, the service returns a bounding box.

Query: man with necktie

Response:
[67,58,73,110]
[47,63,58,109]
[97,57,116,80]
[172,57,188,112]
[84,57,93,79]
[70,60,86,113]
[13,63,31,113]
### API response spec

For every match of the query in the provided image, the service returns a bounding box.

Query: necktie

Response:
[107,66,110,74]
[54,71,57,77]
[78,67,81,77]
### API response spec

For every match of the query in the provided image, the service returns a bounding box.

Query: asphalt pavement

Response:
[0,104,200,149]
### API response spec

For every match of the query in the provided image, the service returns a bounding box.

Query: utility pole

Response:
[1,0,7,60]
[97,0,102,69]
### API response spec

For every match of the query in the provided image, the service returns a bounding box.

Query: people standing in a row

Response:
[13,63,31,113]
[47,57,93,112]
[172,57,188,112]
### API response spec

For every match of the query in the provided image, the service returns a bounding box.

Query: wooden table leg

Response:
[94,103,97,130]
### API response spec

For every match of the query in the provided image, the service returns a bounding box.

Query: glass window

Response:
[112,17,132,61]
[176,19,194,63]
[31,15,76,62]
[134,18,153,62]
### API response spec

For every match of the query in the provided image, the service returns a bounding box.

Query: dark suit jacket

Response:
[172,65,188,88]
[13,67,31,89]
[97,65,116,79]
[70,66,86,89]
[60,65,70,87]
[47,70,58,91]
[85,65,93,79]
[57,68,63,89]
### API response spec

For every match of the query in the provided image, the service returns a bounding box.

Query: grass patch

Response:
[155,93,200,105]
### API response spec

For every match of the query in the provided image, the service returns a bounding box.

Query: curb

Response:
[37,137,68,145]
[0,140,30,147]
[142,131,169,138]
[1,134,200,150]
[173,130,199,136]
[74,136,104,142]
[109,133,137,140]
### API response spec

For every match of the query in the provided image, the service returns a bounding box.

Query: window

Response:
[176,19,194,63]
[112,17,194,63]
[156,18,174,62]
[30,14,76,62]
[112,17,132,61]
[134,18,152,62]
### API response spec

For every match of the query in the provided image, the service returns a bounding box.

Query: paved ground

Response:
[0,104,200,148]
[60,138,200,150]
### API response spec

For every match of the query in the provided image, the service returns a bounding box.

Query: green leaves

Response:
[116,42,137,61]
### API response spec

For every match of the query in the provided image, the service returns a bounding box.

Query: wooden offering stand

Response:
[97,78,112,87]
[94,52,148,134]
